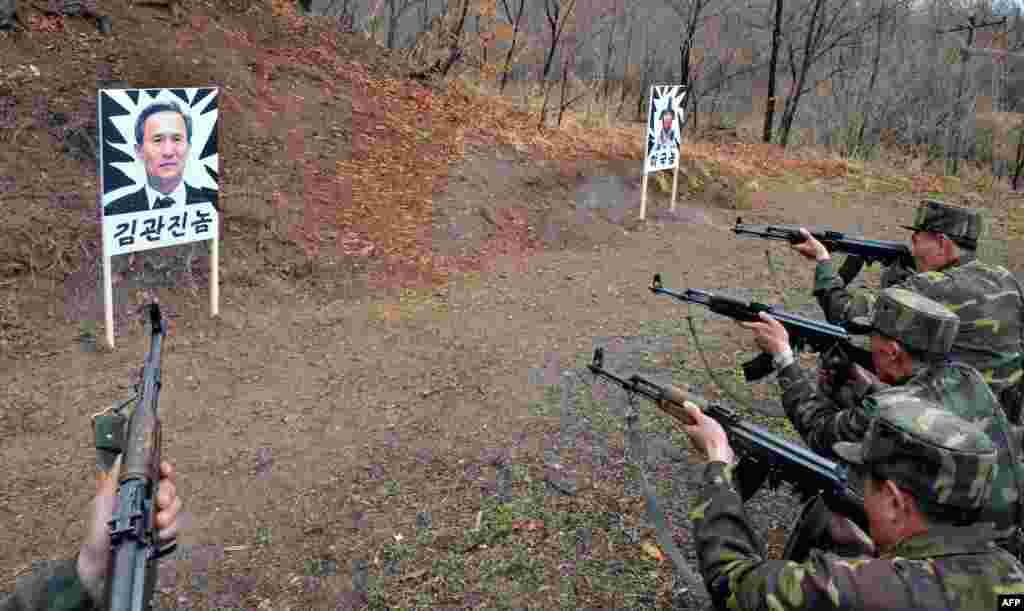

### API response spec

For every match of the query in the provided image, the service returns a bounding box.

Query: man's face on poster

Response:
[661,112,674,131]
[136,110,190,193]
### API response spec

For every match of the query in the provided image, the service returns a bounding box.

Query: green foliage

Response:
[834,113,878,160]
[432,553,467,592]
[479,544,545,591]
[255,526,272,546]
[715,112,737,129]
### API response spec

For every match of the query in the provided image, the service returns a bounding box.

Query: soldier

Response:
[794,199,1024,422]
[0,458,183,611]
[739,286,1024,555]
[678,398,1024,610]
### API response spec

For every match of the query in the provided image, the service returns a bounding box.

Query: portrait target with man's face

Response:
[98,87,219,258]
[644,85,687,174]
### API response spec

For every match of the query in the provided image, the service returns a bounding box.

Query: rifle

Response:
[586,347,868,530]
[649,274,876,383]
[92,304,176,611]
[732,216,915,286]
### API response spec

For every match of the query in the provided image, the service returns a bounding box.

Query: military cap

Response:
[851,287,959,355]
[833,398,997,511]
[900,199,982,248]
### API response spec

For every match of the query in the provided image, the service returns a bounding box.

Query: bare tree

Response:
[498,0,528,93]
[636,18,655,120]
[666,0,716,132]
[763,0,783,142]
[538,0,578,128]
[776,0,882,148]
[541,0,579,81]
[615,6,637,118]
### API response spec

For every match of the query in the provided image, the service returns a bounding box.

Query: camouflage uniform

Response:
[0,558,95,611]
[778,288,1024,544]
[691,402,1024,611]
[814,200,1024,422]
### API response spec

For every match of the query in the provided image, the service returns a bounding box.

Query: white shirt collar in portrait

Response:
[145,180,187,211]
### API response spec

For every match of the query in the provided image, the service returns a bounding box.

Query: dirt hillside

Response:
[2,2,1023,610]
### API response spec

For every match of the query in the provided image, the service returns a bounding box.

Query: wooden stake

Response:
[640,172,648,220]
[103,253,114,349]
[210,234,219,317]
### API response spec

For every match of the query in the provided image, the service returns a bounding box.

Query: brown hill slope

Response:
[0,0,650,356]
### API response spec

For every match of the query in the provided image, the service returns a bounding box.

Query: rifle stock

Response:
[587,348,868,529]
[103,304,175,611]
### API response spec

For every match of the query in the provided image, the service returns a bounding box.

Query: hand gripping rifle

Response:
[732,216,916,287]
[649,274,876,384]
[92,304,176,611]
[586,347,868,531]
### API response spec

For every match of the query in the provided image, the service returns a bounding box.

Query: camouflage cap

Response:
[850,287,959,355]
[900,199,982,248]
[833,398,997,511]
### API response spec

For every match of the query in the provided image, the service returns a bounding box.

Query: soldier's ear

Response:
[883,479,916,518]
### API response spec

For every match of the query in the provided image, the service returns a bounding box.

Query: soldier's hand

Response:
[680,401,735,465]
[846,364,884,400]
[738,312,790,356]
[77,457,183,602]
[791,228,830,262]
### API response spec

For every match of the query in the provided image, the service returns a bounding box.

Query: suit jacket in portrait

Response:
[104,183,220,217]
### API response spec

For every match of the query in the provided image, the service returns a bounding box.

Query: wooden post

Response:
[210,235,219,317]
[640,172,649,220]
[103,253,115,349]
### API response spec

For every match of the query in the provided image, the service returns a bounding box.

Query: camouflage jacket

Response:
[777,359,1024,538]
[814,255,1024,417]
[690,461,1024,611]
[0,559,95,611]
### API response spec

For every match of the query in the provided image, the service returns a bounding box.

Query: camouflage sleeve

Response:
[0,558,95,611]
[691,461,891,611]
[813,260,878,326]
[777,362,875,458]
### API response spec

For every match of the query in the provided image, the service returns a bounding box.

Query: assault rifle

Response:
[732,217,915,286]
[587,347,868,530]
[650,274,876,383]
[93,304,176,611]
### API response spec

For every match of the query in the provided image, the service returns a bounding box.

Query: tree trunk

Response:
[558,51,571,127]
[1013,128,1024,190]
[539,78,553,130]
[763,0,783,143]
[853,0,885,156]
[637,21,652,121]
[499,0,526,94]
[616,13,635,118]
[601,8,618,105]
[779,0,825,148]
[387,0,397,49]
[540,0,579,85]
[946,26,976,176]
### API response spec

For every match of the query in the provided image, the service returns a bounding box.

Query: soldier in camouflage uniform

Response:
[0,459,182,611]
[794,199,1024,422]
[678,398,1024,610]
[740,286,1024,553]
